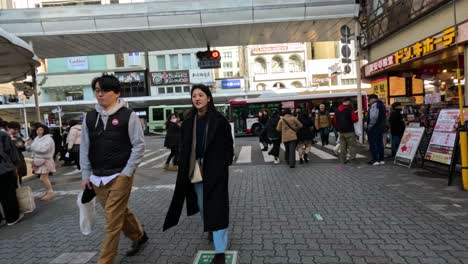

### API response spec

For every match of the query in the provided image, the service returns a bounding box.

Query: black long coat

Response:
[164,122,181,148]
[163,111,234,232]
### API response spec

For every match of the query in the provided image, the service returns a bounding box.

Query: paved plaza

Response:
[1,137,468,264]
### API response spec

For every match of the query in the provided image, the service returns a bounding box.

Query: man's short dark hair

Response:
[283,108,292,115]
[7,121,21,131]
[368,94,378,100]
[91,74,121,93]
[342,97,351,103]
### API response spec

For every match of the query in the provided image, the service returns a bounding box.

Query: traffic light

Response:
[340,25,352,74]
[197,49,221,69]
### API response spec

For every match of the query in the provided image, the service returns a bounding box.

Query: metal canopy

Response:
[0,27,40,84]
[0,0,358,58]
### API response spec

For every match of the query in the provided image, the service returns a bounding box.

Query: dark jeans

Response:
[284,140,297,167]
[368,130,385,162]
[166,146,179,165]
[268,139,281,158]
[0,170,20,223]
[71,150,80,170]
[391,135,402,157]
[319,128,330,145]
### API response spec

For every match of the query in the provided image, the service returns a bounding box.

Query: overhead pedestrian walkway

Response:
[0,0,358,58]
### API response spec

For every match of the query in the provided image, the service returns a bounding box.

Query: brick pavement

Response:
[1,163,468,264]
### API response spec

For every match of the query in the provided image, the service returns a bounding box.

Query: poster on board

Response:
[424,109,460,165]
[395,127,425,167]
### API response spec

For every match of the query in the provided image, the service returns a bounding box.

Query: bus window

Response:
[165,109,172,121]
[152,108,164,121]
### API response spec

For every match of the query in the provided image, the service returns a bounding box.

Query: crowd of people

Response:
[0,117,83,226]
[247,94,406,167]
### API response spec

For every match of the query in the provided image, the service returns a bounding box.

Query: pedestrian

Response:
[277,108,303,168]
[266,111,281,164]
[257,110,270,151]
[0,120,23,226]
[26,124,56,201]
[51,127,62,161]
[315,104,332,146]
[66,120,82,171]
[60,121,72,166]
[333,97,359,163]
[367,94,387,165]
[164,84,234,264]
[297,112,314,164]
[80,74,148,263]
[6,121,28,184]
[164,113,181,171]
[389,102,406,157]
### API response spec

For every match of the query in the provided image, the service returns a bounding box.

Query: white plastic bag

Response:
[77,192,95,236]
[353,122,363,137]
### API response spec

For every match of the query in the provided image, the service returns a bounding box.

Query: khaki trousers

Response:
[339,132,356,162]
[93,176,144,264]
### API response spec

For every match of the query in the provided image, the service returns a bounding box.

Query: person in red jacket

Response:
[333,97,359,163]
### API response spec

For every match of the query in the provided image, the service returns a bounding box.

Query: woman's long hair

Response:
[188,84,218,117]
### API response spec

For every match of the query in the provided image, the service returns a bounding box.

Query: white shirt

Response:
[90,173,120,187]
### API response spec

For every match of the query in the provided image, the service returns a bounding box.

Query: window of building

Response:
[175,86,182,93]
[182,54,191,69]
[167,87,174,93]
[169,54,179,70]
[254,57,267,74]
[110,0,119,3]
[223,52,232,58]
[115,54,125,67]
[223,62,233,68]
[156,55,166,70]
[183,86,190,93]
[158,87,165,94]
[288,55,303,72]
[224,71,234,77]
[271,56,285,73]
[291,81,303,88]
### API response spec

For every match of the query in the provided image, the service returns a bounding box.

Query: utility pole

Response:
[355,19,364,144]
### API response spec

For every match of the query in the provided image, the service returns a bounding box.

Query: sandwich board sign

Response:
[394,127,425,168]
[193,251,238,264]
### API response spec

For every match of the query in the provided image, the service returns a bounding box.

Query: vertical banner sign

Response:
[370,78,388,104]
[395,127,425,167]
[425,109,460,165]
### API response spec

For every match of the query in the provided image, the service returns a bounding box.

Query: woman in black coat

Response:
[163,113,181,170]
[297,112,314,163]
[163,84,234,264]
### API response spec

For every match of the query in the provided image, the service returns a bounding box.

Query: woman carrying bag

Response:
[26,124,56,201]
[163,84,234,264]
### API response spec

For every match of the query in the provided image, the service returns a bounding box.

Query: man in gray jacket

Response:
[80,74,147,264]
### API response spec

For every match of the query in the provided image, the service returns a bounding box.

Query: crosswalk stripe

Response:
[151,161,166,168]
[144,149,160,157]
[310,146,337,160]
[236,146,252,163]
[63,169,81,176]
[259,143,275,163]
[139,151,170,167]
[322,144,366,158]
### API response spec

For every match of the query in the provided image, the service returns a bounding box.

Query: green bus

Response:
[148,104,230,132]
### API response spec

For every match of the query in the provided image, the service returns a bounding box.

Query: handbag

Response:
[191,160,203,184]
[353,122,363,137]
[16,178,36,213]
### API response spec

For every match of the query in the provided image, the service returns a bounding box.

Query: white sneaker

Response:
[379,161,385,165]
[372,161,380,166]
[7,213,24,226]
[274,158,280,164]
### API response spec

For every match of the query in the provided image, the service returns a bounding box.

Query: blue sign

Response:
[221,79,241,89]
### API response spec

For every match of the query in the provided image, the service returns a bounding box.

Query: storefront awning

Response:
[0,27,40,84]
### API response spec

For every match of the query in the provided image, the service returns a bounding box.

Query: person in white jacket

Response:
[26,124,56,201]
[66,120,82,170]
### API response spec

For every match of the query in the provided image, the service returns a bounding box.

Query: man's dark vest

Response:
[335,107,354,133]
[86,107,133,176]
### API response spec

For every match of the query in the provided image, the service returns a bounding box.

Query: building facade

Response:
[248,42,309,91]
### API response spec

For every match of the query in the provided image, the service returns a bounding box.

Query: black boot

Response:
[304,153,308,163]
[299,158,304,164]
[126,231,149,256]
[211,253,225,264]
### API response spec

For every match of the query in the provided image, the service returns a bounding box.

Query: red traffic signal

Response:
[211,50,220,59]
